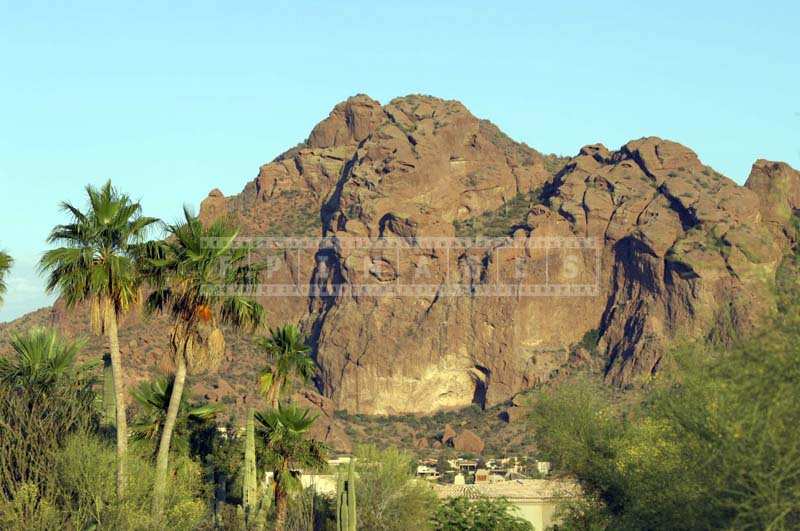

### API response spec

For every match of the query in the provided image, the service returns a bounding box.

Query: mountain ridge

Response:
[3,94,799,427]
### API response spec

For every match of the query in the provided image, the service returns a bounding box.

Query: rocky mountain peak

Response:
[6,94,799,420]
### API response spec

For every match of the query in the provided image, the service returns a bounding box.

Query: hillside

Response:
[3,94,800,453]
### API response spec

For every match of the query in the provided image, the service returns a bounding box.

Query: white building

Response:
[433,479,580,530]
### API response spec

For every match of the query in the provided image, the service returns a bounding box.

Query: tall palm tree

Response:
[258,324,315,407]
[131,375,221,455]
[143,207,265,517]
[0,327,92,389]
[255,404,327,531]
[0,249,12,306]
[39,180,158,498]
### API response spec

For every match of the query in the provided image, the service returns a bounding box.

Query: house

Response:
[416,464,441,481]
[536,461,551,476]
[432,478,580,530]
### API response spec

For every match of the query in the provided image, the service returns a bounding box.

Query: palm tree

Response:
[0,327,92,389]
[255,404,327,531]
[258,324,316,407]
[131,375,221,455]
[0,249,12,306]
[39,180,158,498]
[143,207,265,517]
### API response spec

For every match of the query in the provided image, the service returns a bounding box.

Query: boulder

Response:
[452,430,485,454]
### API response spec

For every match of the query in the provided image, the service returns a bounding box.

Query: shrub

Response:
[432,497,532,530]
[0,370,97,503]
[51,432,208,530]
[529,302,800,529]
[350,445,439,531]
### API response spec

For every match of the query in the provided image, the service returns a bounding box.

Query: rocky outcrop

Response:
[4,94,798,419]
[452,429,485,454]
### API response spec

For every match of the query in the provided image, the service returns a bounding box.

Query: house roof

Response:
[432,479,580,502]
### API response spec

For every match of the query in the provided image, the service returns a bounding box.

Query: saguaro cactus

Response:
[102,353,116,427]
[337,459,357,531]
[243,408,257,517]
[240,408,269,530]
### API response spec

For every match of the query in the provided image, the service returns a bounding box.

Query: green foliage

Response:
[39,180,158,314]
[143,206,266,353]
[130,375,221,454]
[0,333,97,503]
[530,301,800,529]
[453,190,541,238]
[0,327,92,390]
[0,249,12,306]
[258,324,315,406]
[141,207,264,517]
[431,497,532,531]
[52,432,206,530]
[350,445,439,531]
[284,486,336,531]
[256,404,327,530]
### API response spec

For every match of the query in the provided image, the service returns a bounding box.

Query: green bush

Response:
[350,445,439,531]
[0,363,97,503]
[0,432,208,530]
[530,302,800,530]
[432,497,532,531]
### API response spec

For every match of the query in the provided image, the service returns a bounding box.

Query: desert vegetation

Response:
[528,251,800,529]
[0,181,537,530]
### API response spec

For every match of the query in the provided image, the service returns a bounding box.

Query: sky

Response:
[1,0,799,322]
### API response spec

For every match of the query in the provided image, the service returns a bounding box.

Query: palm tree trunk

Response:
[104,300,128,499]
[274,475,289,531]
[268,374,285,408]
[151,346,188,518]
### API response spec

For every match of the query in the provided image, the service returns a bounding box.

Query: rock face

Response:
[451,429,485,454]
[3,94,799,419]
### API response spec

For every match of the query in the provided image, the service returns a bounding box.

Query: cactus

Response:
[243,408,258,520]
[337,459,357,531]
[102,353,115,427]
[241,408,270,530]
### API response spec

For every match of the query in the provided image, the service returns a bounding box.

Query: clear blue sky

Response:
[1,1,798,322]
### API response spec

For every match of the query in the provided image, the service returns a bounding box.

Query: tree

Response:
[143,207,264,518]
[257,324,315,407]
[0,249,12,306]
[0,328,91,390]
[0,328,96,503]
[432,497,533,531]
[255,404,327,531]
[39,180,158,498]
[350,444,439,531]
[529,298,800,529]
[130,375,221,455]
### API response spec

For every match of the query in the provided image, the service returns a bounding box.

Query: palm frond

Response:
[0,327,92,389]
[0,249,13,305]
[40,180,159,315]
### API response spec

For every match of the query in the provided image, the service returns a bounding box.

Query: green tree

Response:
[257,324,315,407]
[255,404,327,531]
[432,497,532,531]
[0,249,12,306]
[130,375,221,455]
[0,328,96,503]
[530,301,800,529]
[143,207,264,518]
[0,328,91,390]
[39,181,158,498]
[350,444,439,531]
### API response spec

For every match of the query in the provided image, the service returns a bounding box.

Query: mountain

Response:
[3,94,799,424]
